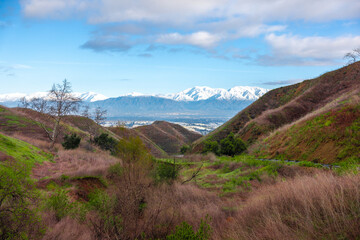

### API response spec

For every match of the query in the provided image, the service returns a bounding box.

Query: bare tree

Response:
[94,107,107,125]
[30,79,81,147]
[18,97,29,108]
[344,47,360,65]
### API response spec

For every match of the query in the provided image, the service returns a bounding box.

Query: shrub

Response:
[46,189,73,221]
[107,163,123,179]
[156,162,179,182]
[62,133,81,150]
[115,136,151,165]
[94,133,117,153]
[202,141,219,155]
[167,216,212,240]
[220,133,246,156]
[180,145,190,154]
[0,163,44,239]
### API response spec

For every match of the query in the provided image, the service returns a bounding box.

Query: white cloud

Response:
[22,0,360,23]
[157,31,222,48]
[22,0,92,18]
[265,34,360,60]
[20,0,360,63]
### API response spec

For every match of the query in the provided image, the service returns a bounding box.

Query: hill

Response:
[134,121,202,155]
[194,62,360,163]
[108,126,168,157]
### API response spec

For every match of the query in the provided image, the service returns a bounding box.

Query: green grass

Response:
[0,133,53,168]
[179,155,284,194]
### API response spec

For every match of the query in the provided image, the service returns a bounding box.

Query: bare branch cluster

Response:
[344,47,360,65]
[20,79,81,147]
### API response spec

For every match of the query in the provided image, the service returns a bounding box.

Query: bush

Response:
[156,162,179,182]
[115,136,151,164]
[94,133,117,153]
[46,189,73,221]
[0,163,44,239]
[167,216,212,240]
[202,140,219,155]
[62,133,81,150]
[180,145,190,154]
[220,133,246,156]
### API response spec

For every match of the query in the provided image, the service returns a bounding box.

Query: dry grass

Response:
[263,88,360,142]
[10,133,61,152]
[227,173,360,240]
[42,215,94,240]
[32,149,119,179]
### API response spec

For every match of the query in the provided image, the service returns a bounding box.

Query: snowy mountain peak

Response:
[168,86,268,101]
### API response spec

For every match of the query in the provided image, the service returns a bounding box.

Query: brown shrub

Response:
[42,215,94,240]
[227,173,360,240]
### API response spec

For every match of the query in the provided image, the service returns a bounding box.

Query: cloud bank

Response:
[21,0,360,65]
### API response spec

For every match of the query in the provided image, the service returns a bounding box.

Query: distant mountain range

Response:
[0,86,268,119]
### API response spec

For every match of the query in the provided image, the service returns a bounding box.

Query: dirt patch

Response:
[0,151,14,162]
[70,177,106,201]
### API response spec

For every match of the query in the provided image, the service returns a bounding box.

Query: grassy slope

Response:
[0,133,53,167]
[135,121,202,155]
[193,62,360,163]
[254,99,360,164]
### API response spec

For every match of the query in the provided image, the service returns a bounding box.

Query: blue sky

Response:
[0,0,360,97]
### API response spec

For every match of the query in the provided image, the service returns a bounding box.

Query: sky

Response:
[0,0,360,97]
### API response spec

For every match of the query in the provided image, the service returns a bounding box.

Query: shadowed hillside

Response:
[108,126,168,157]
[135,121,202,155]
[193,62,360,163]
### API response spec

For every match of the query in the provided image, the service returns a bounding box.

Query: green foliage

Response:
[167,216,212,240]
[0,163,44,239]
[335,157,360,175]
[156,162,179,182]
[180,145,190,154]
[87,189,122,236]
[108,163,123,178]
[220,133,247,156]
[62,133,81,149]
[115,136,151,164]
[202,140,219,155]
[46,189,73,221]
[94,133,117,153]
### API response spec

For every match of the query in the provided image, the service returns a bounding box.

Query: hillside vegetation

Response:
[194,62,360,163]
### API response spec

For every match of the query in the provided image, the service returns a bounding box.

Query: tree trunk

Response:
[51,119,60,148]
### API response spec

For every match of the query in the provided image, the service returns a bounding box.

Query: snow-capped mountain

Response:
[165,86,268,101]
[120,86,269,102]
[0,86,268,119]
[0,92,108,103]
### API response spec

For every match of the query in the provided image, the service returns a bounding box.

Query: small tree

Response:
[94,107,107,125]
[220,133,247,156]
[94,133,117,153]
[29,79,81,147]
[202,140,219,155]
[81,105,107,141]
[62,133,81,150]
[344,47,360,65]
[180,145,190,154]
[0,163,44,239]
